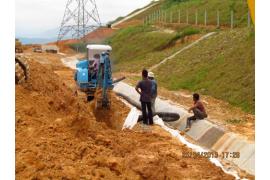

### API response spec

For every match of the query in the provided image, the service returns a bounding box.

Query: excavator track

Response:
[15,55,30,84]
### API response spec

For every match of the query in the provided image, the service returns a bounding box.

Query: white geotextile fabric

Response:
[122,109,242,180]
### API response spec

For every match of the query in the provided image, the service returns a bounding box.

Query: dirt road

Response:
[15,52,240,179]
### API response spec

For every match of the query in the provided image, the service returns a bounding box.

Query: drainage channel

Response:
[60,56,246,179]
[61,55,79,69]
[121,105,244,180]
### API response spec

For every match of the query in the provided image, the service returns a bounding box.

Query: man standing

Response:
[185,93,208,131]
[148,72,157,114]
[135,69,153,125]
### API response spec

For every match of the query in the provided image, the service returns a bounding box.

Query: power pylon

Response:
[58,0,101,41]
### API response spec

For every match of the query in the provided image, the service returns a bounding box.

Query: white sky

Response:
[15,0,153,37]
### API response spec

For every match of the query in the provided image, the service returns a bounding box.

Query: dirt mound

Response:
[48,28,115,54]
[16,58,235,179]
[84,27,116,43]
[49,39,78,54]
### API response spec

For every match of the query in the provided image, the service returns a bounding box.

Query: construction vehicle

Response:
[74,44,125,109]
[33,46,42,53]
[15,55,30,84]
[15,39,23,53]
[247,0,255,25]
[15,39,30,84]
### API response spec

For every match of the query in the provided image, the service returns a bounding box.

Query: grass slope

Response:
[128,0,249,28]
[107,0,254,113]
[108,25,254,113]
[155,28,255,113]
[107,25,203,72]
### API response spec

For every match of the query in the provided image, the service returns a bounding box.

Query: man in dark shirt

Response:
[185,93,208,131]
[135,69,153,125]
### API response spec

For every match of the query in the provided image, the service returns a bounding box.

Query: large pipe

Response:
[115,92,180,122]
[113,77,126,84]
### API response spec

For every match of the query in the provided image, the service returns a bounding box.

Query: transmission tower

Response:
[58,0,101,41]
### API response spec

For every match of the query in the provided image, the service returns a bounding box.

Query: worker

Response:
[98,53,106,81]
[148,72,157,114]
[135,69,153,125]
[185,93,208,132]
[91,54,100,79]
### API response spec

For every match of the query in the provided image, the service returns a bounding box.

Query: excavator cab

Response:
[74,44,116,108]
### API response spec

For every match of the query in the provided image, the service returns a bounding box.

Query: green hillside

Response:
[155,28,255,113]
[108,25,204,72]
[107,0,254,114]
[128,0,250,28]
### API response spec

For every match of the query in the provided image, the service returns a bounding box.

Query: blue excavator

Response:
[74,44,125,109]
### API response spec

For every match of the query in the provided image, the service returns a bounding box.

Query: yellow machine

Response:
[15,39,30,84]
[247,0,255,25]
[15,39,23,53]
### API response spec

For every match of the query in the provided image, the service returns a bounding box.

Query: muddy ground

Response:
[15,52,238,179]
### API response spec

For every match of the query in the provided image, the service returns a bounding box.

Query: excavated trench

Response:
[16,59,241,179]
[59,56,251,179]
[114,93,243,180]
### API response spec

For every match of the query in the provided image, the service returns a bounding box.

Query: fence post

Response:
[178,10,181,24]
[159,10,161,23]
[204,10,207,26]
[143,17,145,26]
[162,11,164,23]
[248,11,251,27]
[231,10,234,29]
[195,10,198,25]
[156,11,158,23]
[165,11,167,23]
[217,10,220,27]
[186,10,189,24]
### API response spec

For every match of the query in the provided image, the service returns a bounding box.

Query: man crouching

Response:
[185,93,208,132]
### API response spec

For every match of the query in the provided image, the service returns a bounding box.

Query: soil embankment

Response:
[16,53,235,179]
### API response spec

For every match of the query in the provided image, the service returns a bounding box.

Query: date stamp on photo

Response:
[182,151,240,159]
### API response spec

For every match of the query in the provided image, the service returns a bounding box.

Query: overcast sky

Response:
[16,0,153,37]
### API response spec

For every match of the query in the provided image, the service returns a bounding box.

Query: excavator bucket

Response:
[94,88,111,110]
